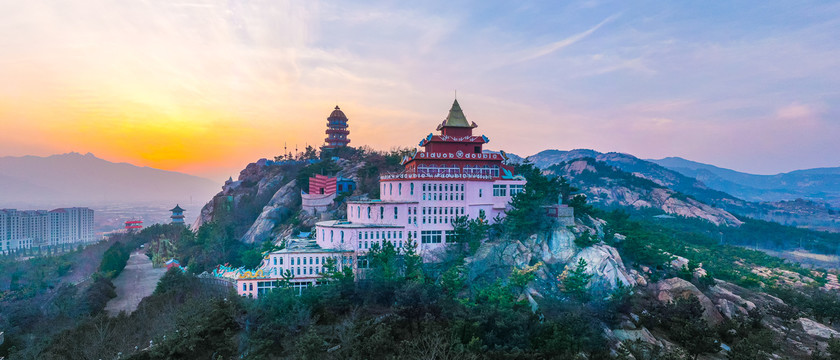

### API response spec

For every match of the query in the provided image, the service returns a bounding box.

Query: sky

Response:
[1,0,839,181]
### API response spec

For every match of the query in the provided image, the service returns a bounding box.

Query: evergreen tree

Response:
[562,258,593,302]
[505,161,560,239]
[402,236,423,282]
[664,296,720,360]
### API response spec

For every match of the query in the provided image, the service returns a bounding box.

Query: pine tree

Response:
[562,258,593,302]
[402,236,423,282]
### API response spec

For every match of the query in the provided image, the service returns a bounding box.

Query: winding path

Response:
[104,250,167,316]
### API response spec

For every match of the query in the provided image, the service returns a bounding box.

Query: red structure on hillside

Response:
[309,174,338,195]
[125,220,143,230]
[324,106,350,148]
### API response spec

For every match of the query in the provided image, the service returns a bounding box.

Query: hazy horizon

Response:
[2,146,836,185]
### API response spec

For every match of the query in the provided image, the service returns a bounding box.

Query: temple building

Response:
[228,99,526,298]
[324,105,350,149]
[170,204,186,225]
[314,99,525,258]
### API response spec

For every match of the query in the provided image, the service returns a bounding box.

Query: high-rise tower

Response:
[324,106,350,148]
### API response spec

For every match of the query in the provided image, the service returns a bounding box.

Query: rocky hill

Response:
[525,149,840,232]
[463,208,840,359]
[544,158,743,226]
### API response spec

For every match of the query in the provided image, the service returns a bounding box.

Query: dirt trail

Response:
[104,250,167,316]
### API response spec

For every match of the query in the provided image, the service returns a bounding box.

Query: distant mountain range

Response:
[650,157,840,207]
[520,149,839,231]
[0,152,220,208]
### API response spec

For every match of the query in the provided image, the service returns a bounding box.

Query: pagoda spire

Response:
[443,99,474,128]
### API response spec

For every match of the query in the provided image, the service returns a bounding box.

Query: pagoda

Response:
[324,106,350,148]
[314,99,526,258]
[170,204,185,225]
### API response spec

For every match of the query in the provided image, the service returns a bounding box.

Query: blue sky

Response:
[1,0,838,178]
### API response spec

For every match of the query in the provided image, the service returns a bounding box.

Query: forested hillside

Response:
[3,148,840,359]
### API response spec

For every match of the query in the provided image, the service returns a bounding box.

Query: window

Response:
[273,258,276,265]
[279,257,283,265]
[394,207,398,219]
[410,183,414,195]
[330,230,334,242]
[357,206,361,218]
[493,184,507,197]
[380,207,384,219]
[510,184,525,196]
[368,207,371,218]
[389,183,393,195]
[479,189,483,197]
[444,230,457,242]
[340,231,344,243]
[421,230,443,244]
[242,283,246,291]
[399,183,402,195]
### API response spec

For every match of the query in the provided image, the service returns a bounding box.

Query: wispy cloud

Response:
[1,1,839,178]
[515,13,621,63]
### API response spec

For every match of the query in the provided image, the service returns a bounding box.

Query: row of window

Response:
[272,254,353,269]
[493,184,525,197]
[359,239,407,249]
[420,230,458,244]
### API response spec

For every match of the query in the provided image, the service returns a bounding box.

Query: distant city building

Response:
[0,207,95,253]
[170,204,186,225]
[301,174,357,215]
[324,105,350,149]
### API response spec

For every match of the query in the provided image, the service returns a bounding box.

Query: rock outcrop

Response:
[240,180,299,244]
[468,225,635,296]
[653,277,724,326]
[798,318,840,340]
[571,245,635,289]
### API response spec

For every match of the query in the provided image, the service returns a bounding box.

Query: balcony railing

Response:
[380,171,496,180]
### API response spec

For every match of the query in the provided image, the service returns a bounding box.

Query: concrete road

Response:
[104,250,167,316]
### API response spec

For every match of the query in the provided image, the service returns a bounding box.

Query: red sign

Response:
[417,152,500,160]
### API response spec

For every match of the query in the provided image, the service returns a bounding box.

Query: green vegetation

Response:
[99,241,131,278]
[562,258,593,302]
[599,209,817,288]
[504,161,561,238]
[451,214,489,254]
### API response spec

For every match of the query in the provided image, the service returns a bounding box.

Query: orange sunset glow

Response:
[2,1,839,182]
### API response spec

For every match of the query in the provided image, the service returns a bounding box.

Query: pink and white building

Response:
[229,99,526,298]
[314,99,525,259]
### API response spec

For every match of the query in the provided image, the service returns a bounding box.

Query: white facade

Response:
[0,207,95,253]
[227,238,355,298]
[314,176,525,259]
